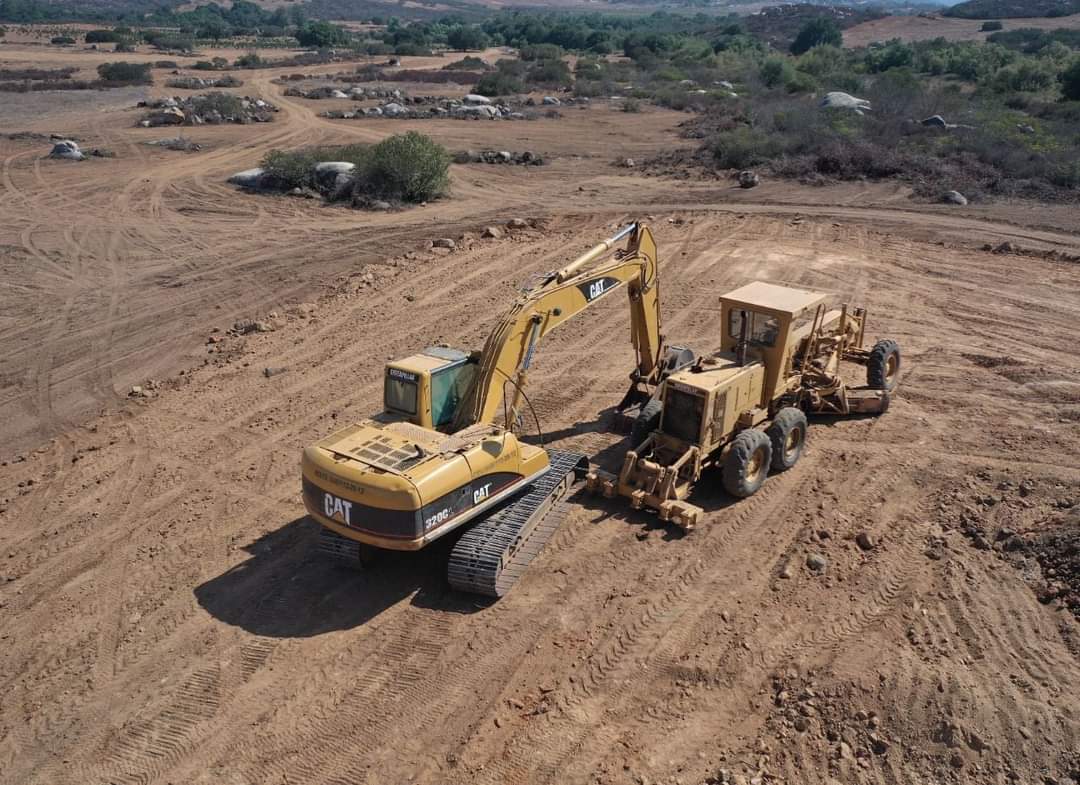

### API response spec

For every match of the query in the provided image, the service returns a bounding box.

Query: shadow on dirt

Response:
[194,516,486,639]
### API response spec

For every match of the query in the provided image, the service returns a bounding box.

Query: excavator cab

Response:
[382,347,479,432]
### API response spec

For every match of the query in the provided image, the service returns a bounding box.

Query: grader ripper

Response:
[301,222,678,597]
[588,280,901,530]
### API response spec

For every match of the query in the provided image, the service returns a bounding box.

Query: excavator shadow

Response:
[194,516,484,638]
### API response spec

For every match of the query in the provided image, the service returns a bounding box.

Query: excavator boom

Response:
[453,222,663,432]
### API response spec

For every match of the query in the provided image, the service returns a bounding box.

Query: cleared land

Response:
[1,39,1079,785]
[844,12,1080,46]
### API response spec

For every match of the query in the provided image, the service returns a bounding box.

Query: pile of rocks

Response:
[144,136,202,152]
[284,84,432,102]
[137,94,278,127]
[453,149,544,166]
[322,97,529,121]
[165,75,243,90]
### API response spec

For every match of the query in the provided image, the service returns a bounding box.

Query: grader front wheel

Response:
[722,429,772,498]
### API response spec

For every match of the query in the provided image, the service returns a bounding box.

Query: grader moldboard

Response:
[587,281,901,530]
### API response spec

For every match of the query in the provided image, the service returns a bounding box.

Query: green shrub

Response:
[189,92,243,117]
[356,132,450,203]
[990,60,1057,92]
[97,61,152,85]
[790,18,842,56]
[51,36,76,45]
[85,29,120,44]
[520,43,562,61]
[443,55,489,71]
[261,144,369,189]
[622,98,642,112]
[296,21,348,48]
[234,51,263,68]
[711,126,782,169]
[446,25,489,51]
[784,70,817,94]
[476,70,524,96]
[981,21,1004,32]
[526,58,571,88]
[145,33,194,52]
[865,40,915,73]
[761,57,794,88]
[1062,57,1080,100]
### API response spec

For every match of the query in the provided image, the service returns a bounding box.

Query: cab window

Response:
[728,309,780,348]
[385,369,418,415]
[430,362,477,427]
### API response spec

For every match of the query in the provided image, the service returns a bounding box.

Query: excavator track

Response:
[447,450,587,598]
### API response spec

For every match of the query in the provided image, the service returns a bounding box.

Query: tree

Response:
[446,25,488,51]
[1062,57,1080,100]
[791,17,842,55]
[296,21,346,48]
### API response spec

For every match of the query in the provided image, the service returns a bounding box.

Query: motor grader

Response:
[587,281,900,530]
[301,222,682,597]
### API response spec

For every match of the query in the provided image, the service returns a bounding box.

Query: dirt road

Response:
[2,44,1079,785]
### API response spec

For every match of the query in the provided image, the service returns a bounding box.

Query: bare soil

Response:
[1,40,1079,785]
[844,12,1080,46]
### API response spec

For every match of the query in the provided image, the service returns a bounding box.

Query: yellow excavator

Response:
[301,222,678,596]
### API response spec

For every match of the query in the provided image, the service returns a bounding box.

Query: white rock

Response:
[820,92,872,114]
[48,139,84,160]
[228,167,266,188]
[463,93,492,105]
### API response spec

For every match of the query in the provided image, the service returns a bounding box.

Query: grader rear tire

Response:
[766,407,807,472]
[868,339,901,392]
[722,429,772,499]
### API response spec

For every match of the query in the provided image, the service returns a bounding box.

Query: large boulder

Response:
[49,139,84,161]
[542,95,561,106]
[922,114,948,128]
[228,167,267,189]
[942,190,968,206]
[314,161,356,189]
[820,92,872,114]
[330,89,349,100]
[463,94,492,105]
[381,102,407,117]
[145,107,185,126]
[452,104,499,119]
[738,170,760,189]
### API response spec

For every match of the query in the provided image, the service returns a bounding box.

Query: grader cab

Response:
[587,281,900,530]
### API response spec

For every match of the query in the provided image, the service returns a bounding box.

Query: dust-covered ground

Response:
[1,40,1079,785]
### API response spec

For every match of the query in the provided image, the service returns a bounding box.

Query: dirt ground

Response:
[844,12,1080,47]
[2,40,1080,785]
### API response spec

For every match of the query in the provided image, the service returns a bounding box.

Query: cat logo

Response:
[323,493,354,525]
[578,276,620,303]
[473,482,492,505]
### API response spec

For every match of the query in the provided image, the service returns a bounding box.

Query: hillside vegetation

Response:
[944,0,1080,19]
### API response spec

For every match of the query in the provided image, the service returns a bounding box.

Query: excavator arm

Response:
[451,222,663,433]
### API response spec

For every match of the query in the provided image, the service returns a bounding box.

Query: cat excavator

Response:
[301,222,679,597]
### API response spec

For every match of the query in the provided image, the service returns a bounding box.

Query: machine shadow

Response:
[194,516,486,639]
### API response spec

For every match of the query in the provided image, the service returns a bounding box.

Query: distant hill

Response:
[943,0,1080,18]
